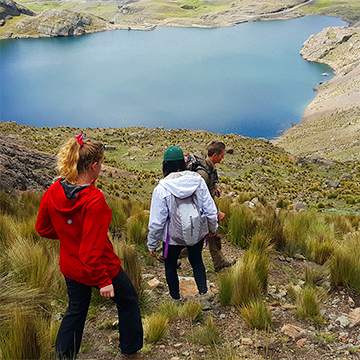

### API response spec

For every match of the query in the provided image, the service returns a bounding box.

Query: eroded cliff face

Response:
[15,9,93,37]
[272,26,360,161]
[0,134,57,192]
[0,0,115,38]
[0,0,33,27]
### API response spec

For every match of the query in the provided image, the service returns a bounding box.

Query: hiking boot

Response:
[198,292,212,311]
[120,351,144,359]
[214,259,236,273]
[171,296,183,304]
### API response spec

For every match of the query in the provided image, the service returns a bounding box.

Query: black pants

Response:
[163,238,207,300]
[56,269,143,359]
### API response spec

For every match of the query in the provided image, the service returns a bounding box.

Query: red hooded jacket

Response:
[35,178,121,289]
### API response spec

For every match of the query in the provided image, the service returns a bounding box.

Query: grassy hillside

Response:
[1,121,360,212]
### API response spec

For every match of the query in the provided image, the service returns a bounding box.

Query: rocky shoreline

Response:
[273,26,360,161]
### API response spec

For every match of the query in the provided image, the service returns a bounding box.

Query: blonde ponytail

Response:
[57,136,104,184]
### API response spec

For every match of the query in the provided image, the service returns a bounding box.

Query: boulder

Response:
[0,134,56,192]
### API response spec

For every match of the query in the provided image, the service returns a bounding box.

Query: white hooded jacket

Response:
[147,170,219,251]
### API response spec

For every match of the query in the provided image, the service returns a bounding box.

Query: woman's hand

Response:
[149,251,157,258]
[100,284,114,298]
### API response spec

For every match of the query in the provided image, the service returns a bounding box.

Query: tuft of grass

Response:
[295,285,324,324]
[157,301,180,322]
[240,300,272,330]
[260,206,286,249]
[108,199,128,232]
[179,301,203,323]
[305,266,327,287]
[112,239,143,293]
[144,313,168,343]
[243,250,270,293]
[125,217,148,245]
[218,270,234,306]
[187,316,221,345]
[229,260,262,307]
[6,237,65,297]
[0,305,41,360]
[328,233,360,294]
[228,205,258,248]
[316,331,335,344]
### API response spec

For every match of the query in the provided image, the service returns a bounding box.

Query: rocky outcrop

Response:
[300,27,360,74]
[0,134,56,192]
[15,9,93,36]
[0,0,34,19]
[0,0,34,26]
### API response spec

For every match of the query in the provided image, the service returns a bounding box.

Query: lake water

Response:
[0,15,346,139]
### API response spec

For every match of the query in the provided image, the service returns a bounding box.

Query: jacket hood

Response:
[48,179,93,214]
[158,170,203,198]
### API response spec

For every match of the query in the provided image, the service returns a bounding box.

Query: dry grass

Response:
[143,313,169,343]
[240,300,272,330]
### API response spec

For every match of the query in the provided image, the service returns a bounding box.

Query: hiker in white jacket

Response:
[147,146,218,302]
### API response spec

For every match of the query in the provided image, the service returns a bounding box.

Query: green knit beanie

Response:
[163,146,184,162]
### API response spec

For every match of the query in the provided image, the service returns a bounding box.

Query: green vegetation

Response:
[294,285,325,324]
[2,122,360,357]
[240,300,272,330]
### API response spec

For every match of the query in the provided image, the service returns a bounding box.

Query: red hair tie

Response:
[75,134,83,147]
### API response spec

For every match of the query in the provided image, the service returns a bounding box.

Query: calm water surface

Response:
[0,15,346,138]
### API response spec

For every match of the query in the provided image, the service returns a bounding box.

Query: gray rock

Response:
[15,8,93,37]
[301,27,355,62]
[335,315,350,328]
[0,134,56,192]
[293,202,307,211]
[322,179,340,188]
[0,0,34,20]
[341,173,353,181]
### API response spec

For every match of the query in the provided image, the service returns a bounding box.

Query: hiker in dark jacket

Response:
[195,141,236,272]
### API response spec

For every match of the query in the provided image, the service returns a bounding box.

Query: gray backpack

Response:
[168,194,208,246]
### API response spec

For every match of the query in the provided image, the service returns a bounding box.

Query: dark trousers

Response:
[56,269,143,359]
[163,238,207,299]
[208,233,227,269]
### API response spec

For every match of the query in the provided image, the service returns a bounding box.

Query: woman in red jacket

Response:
[35,134,143,360]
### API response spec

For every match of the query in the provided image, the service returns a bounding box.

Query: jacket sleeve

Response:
[198,178,218,233]
[147,186,169,252]
[35,189,59,239]
[79,194,112,289]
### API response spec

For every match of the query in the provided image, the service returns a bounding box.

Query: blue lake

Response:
[0,15,346,139]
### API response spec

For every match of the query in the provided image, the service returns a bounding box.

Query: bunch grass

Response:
[295,285,324,324]
[144,313,168,343]
[240,300,272,330]
[187,316,221,345]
